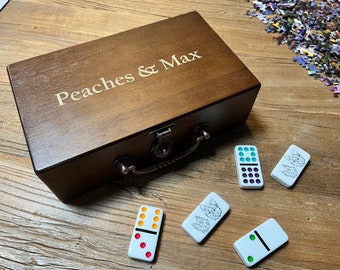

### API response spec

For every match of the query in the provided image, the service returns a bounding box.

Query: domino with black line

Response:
[128,205,163,262]
[233,218,288,267]
[234,145,264,189]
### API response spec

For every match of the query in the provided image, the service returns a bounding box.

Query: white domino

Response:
[233,218,288,267]
[0,0,10,11]
[270,144,310,188]
[182,192,230,243]
[234,145,264,189]
[128,205,163,262]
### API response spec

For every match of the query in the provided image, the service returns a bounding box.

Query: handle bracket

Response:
[113,124,210,175]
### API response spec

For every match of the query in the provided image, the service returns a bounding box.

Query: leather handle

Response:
[113,125,210,175]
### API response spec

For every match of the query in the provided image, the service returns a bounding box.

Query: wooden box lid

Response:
[7,11,260,173]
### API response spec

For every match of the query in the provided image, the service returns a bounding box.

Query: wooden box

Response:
[7,11,260,202]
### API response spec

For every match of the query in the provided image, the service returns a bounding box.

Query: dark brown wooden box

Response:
[7,11,260,202]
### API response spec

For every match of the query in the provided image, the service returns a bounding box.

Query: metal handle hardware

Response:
[151,126,174,158]
[113,124,210,175]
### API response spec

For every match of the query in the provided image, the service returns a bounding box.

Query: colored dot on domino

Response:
[128,205,164,262]
[235,145,264,189]
[234,218,288,267]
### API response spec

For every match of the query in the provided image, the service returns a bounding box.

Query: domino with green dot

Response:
[233,218,288,267]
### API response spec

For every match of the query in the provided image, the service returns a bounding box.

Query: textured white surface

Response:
[271,144,311,188]
[182,192,230,243]
[233,218,288,267]
[128,205,163,262]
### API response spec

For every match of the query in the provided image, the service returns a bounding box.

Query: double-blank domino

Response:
[233,218,288,267]
[182,192,230,243]
[128,205,163,262]
[271,144,310,188]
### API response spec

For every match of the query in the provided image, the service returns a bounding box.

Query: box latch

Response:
[149,124,175,158]
[113,123,210,175]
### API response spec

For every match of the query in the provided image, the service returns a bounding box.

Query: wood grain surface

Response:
[0,1,339,269]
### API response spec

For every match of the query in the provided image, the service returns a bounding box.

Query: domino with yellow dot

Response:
[128,205,163,262]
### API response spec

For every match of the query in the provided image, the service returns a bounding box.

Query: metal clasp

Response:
[148,123,175,158]
[113,123,210,175]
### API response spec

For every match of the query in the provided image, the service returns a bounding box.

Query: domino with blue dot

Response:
[234,145,264,189]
